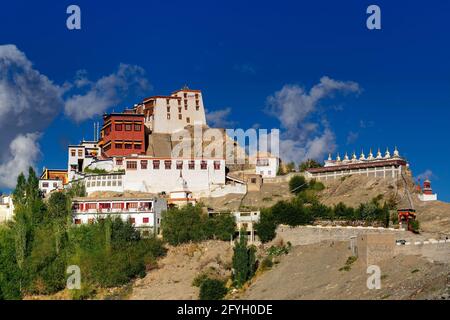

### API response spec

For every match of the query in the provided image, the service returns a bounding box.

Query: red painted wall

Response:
[101,113,146,157]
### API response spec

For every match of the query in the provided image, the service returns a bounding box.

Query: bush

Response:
[271,200,312,226]
[199,278,228,300]
[260,257,273,270]
[409,220,420,233]
[289,175,307,194]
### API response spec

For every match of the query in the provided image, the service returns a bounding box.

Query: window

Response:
[115,124,123,131]
[115,143,122,149]
[53,182,58,188]
[200,160,207,170]
[125,124,132,131]
[178,99,181,105]
[186,117,190,123]
[153,160,160,169]
[143,217,150,224]
[71,149,76,157]
[176,160,183,170]
[112,203,123,209]
[42,182,49,188]
[116,158,123,165]
[178,107,182,113]
[164,160,172,169]
[74,219,82,225]
[134,124,141,131]
[166,106,170,113]
[166,98,170,105]
[103,144,111,152]
[78,150,83,157]
[196,105,200,111]
[178,114,182,120]
[125,144,132,149]
[188,160,195,170]
[127,161,137,170]
[127,202,138,209]
[141,160,148,169]
[104,126,111,136]
[268,170,272,176]
[183,93,187,98]
[214,161,221,170]
[195,93,199,99]
[167,113,171,120]
[184,105,188,110]
[251,178,257,184]
[134,144,142,150]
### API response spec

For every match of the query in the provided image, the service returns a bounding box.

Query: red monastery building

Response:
[99,113,146,157]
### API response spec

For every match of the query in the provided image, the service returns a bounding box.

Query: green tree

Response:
[232,232,250,287]
[254,209,277,243]
[161,205,206,245]
[299,159,322,172]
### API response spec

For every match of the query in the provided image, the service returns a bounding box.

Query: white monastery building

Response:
[305,147,407,181]
[71,197,167,235]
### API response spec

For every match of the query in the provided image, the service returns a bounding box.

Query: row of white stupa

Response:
[324,147,401,167]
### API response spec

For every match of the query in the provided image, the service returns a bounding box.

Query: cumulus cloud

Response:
[0,44,151,189]
[265,77,360,164]
[0,133,41,189]
[64,63,150,122]
[0,45,64,188]
[206,107,236,128]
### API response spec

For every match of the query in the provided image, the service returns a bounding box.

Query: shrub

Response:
[289,175,307,194]
[199,278,228,300]
[409,220,420,233]
[260,257,273,270]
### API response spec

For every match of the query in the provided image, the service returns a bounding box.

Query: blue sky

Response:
[0,0,449,201]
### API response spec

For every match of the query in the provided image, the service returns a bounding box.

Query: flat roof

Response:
[73,197,158,202]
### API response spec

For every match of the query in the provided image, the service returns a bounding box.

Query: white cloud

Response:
[64,63,150,122]
[416,169,437,181]
[265,77,360,164]
[206,107,236,128]
[0,45,64,188]
[0,45,151,189]
[0,133,41,189]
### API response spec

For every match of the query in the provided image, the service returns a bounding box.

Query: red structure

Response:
[397,208,416,231]
[99,113,146,157]
[422,179,433,195]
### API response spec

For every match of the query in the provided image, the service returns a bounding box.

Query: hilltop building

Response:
[417,179,438,201]
[39,168,68,196]
[133,87,207,134]
[305,147,408,181]
[63,87,243,198]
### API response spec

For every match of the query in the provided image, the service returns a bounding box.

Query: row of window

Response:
[41,182,59,188]
[86,180,123,187]
[125,160,221,170]
[166,113,192,123]
[104,123,142,135]
[74,217,150,225]
[86,175,122,181]
[70,149,84,157]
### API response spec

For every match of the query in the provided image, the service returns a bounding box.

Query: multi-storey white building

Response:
[122,156,225,196]
[68,140,102,181]
[134,87,207,134]
[0,195,14,223]
[254,153,280,178]
[71,197,167,236]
